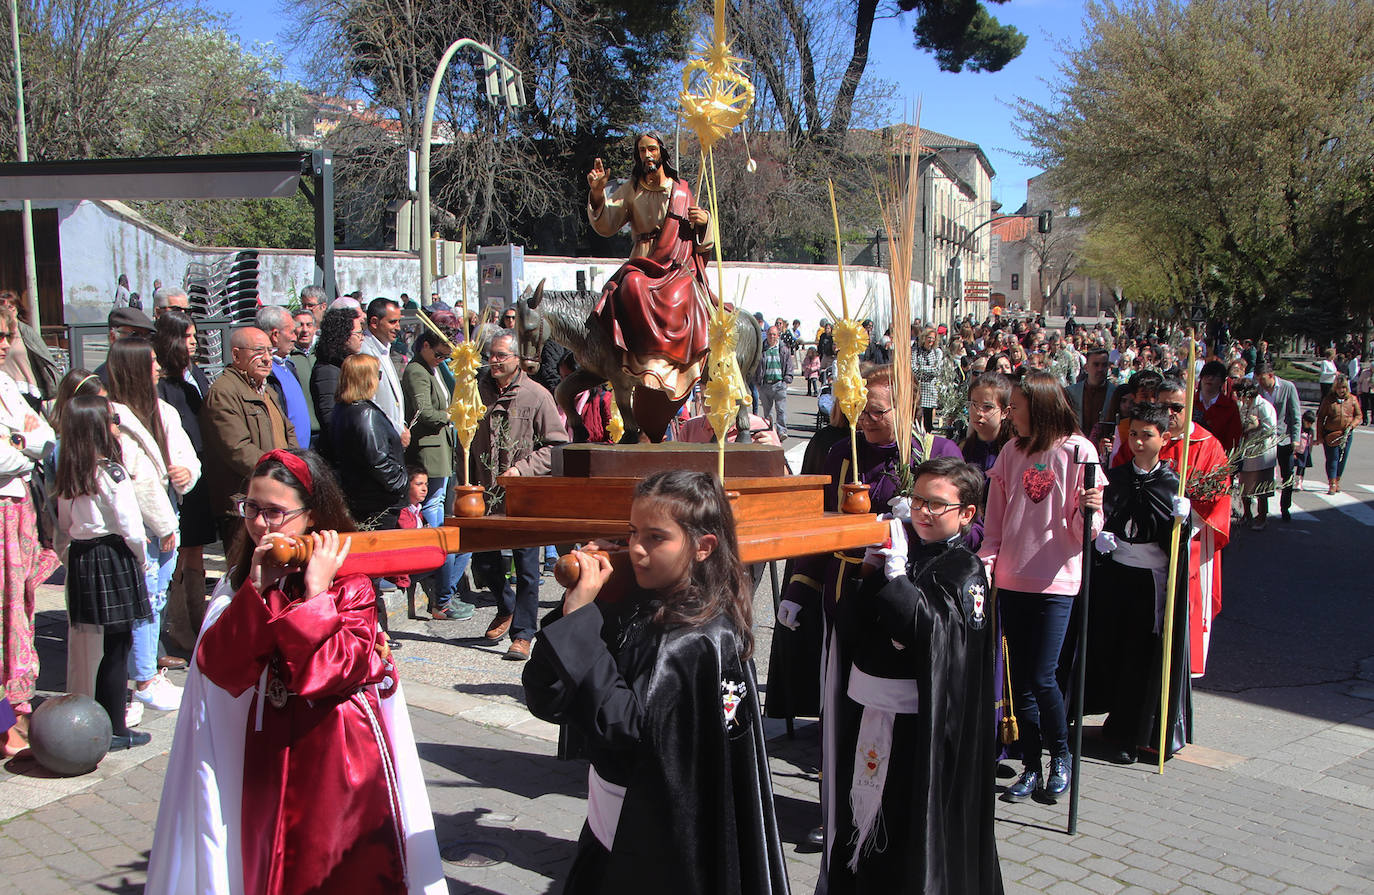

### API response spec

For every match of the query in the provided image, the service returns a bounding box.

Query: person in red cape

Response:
[587,132,713,440]
[1112,377,1231,675]
[1194,360,1243,452]
[146,449,444,895]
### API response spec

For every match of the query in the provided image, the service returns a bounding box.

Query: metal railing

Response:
[65,317,236,379]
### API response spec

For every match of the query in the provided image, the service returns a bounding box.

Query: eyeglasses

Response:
[859,406,893,421]
[910,495,963,516]
[235,498,309,527]
[235,346,272,358]
[967,401,1001,414]
[1161,402,1186,413]
[488,351,515,361]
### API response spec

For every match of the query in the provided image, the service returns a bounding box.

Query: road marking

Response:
[1311,490,1374,527]
[1360,484,1374,496]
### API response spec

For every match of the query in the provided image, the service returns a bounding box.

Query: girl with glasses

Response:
[148,448,445,894]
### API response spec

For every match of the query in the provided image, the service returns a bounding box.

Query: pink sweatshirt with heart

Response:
[978,433,1105,596]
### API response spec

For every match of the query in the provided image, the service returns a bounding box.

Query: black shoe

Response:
[1046,755,1071,798]
[1281,510,1292,522]
[1107,748,1138,765]
[806,826,825,847]
[110,730,152,750]
[1002,767,1041,802]
[543,559,558,574]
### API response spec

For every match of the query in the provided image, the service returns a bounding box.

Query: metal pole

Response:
[1067,446,1096,834]
[417,39,524,307]
[8,0,39,328]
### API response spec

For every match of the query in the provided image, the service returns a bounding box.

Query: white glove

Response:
[887,495,912,523]
[1094,531,1119,553]
[776,600,802,631]
[863,517,910,581]
[1171,495,1192,520]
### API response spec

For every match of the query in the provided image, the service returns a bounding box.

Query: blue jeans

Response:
[131,542,176,682]
[502,546,542,642]
[1001,589,1075,768]
[1323,438,1352,481]
[420,476,469,609]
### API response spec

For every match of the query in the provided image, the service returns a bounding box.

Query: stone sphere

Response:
[28,694,112,776]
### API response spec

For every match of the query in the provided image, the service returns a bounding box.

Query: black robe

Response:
[765,422,848,720]
[823,537,1003,895]
[523,597,790,895]
[1082,462,1192,759]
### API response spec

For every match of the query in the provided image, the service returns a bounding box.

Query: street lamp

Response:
[8,0,39,327]
[417,40,526,308]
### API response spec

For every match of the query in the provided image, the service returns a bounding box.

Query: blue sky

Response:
[224,0,1086,210]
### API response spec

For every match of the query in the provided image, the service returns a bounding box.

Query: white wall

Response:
[1,200,200,324]
[39,199,932,337]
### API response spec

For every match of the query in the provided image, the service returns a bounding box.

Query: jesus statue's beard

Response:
[642,159,659,174]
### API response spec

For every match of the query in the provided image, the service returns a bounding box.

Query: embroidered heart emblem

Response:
[1022,462,1054,503]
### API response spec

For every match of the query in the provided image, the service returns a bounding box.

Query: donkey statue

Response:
[513,279,762,443]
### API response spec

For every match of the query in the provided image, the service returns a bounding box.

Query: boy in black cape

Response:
[1086,402,1194,763]
[822,457,1002,895]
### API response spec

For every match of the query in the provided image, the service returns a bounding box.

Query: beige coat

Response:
[202,368,297,514]
[469,369,569,497]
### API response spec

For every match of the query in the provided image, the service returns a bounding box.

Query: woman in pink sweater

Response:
[979,371,1103,804]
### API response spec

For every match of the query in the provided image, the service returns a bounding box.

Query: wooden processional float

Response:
[267,443,889,594]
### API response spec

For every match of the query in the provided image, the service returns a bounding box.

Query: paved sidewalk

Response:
[4,401,1374,893]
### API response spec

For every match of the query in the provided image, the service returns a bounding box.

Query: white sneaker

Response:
[125,699,144,728]
[133,670,183,711]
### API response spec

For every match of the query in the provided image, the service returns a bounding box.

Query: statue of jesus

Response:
[587,131,715,440]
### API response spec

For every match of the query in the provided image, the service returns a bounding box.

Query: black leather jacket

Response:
[329,399,407,525]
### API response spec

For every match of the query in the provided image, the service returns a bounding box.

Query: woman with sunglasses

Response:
[147,448,445,894]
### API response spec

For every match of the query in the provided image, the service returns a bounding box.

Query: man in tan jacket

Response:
[471,329,569,660]
[202,327,297,549]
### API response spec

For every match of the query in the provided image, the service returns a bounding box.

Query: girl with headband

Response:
[147,448,445,894]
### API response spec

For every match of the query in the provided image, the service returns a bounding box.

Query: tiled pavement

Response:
[5,679,1374,894]
[5,426,1374,893]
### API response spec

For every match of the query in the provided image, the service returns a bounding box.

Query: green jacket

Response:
[402,359,456,478]
[287,348,319,438]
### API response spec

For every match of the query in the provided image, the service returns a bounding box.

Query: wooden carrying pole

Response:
[1157,337,1197,774]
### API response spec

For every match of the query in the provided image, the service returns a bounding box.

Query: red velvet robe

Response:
[1112,422,1231,674]
[196,573,405,895]
[593,179,712,399]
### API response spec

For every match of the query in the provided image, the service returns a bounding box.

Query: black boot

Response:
[1003,766,1041,802]
[1046,754,1072,799]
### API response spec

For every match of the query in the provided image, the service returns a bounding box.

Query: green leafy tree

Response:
[135,126,316,249]
[1015,0,1374,337]
[1,0,301,160]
